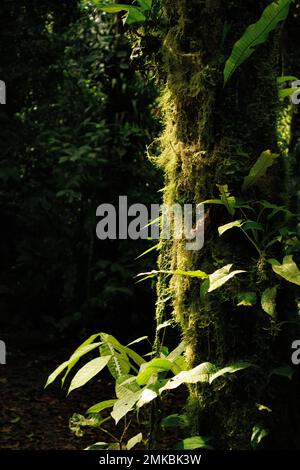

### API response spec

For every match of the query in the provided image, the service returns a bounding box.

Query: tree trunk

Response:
[152,0,299,449]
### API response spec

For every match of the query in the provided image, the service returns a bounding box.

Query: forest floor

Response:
[0,327,185,450]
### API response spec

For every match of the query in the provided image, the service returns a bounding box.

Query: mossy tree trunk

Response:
[152,0,299,449]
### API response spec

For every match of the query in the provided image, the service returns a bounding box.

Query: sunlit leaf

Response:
[68,356,111,394]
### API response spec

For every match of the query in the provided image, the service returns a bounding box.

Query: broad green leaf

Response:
[242,150,279,191]
[277,75,298,85]
[127,432,143,451]
[208,264,246,293]
[218,220,243,236]
[279,87,300,99]
[174,269,208,279]
[87,399,117,414]
[61,341,103,386]
[243,221,264,232]
[111,390,142,424]
[199,198,223,205]
[46,334,101,387]
[217,184,236,215]
[100,333,131,379]
[85,442,109,450]
[116,376,140,399]
[261,286,277,318]
[136,358,173,386]
[45,360,70,388]
[91,2,146,24]
[268,256,300,286]
[208,362,253,384]
[68,356,111,394]
[136,388,157,408]
[160,362,217,392]
[236,291,257,307]
[161,414,189,429]
[224,0,293,84]
[174,436,213,450]
[251,424,269,449]
[271,366,294,380]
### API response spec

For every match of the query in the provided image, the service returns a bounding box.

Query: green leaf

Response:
[224,0,293,84]
[111,390,142,424]
[68,356,111,395]
[218,220,243,236]
[136,388,157,408]
[61,341,103,386]
[251,424,269,449]
[85,442,109,451]
[208,264,246,293]
[100,333,131,379]
[174,436,213,450]
[217,184,236,215]
[126,336,148,347]
[45,334,101,388]
[136,358,173,386]
[161,414,190,430]
[279,87,300,99]
[243,221,264,232]
[208,362,253,384]
[127,433,143,451]
[242,150,279,191]
[87,400,117,414]
[261,286,277,318]
[91,2,146,24]
[160,361,252,392]
[136,243,159,260]
[277,75,298,85]
[174,269,208,279]
[271,366,294,380]
[268,256,300,286]
[236,291,257,307]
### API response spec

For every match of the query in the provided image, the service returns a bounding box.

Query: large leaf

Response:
[268,256,300,286]
[100,333,131,379]
[208,264,246,293]
[218,220,243,236]
[136,358,173,386]
[111,390,142,424]
[161,414,190,430]
[91,2,146,24]
[174,436,213,450]
[261,286,277,318]
[87,399,117,414]
[46,334,101,387]
[242,150,279,191]
[160,361,252,392]
[68,356,111,394]
[217,184,236,216]
[208,362,253,384]
[174,269,208,279]
[127,433,143,451]
[224,0,293,84]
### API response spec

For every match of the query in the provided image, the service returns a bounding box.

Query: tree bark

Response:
[151,0,299,449]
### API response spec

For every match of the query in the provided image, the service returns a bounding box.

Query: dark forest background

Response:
[0,0,162,344]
